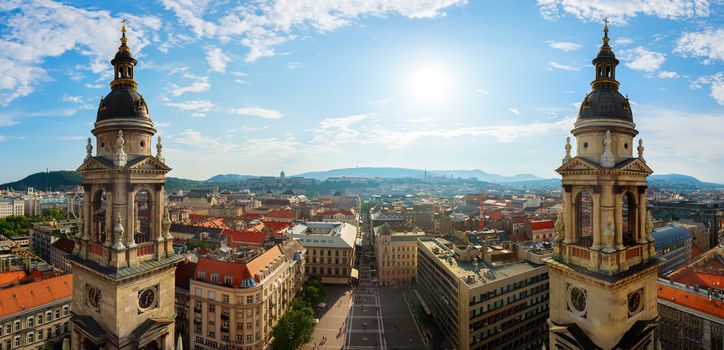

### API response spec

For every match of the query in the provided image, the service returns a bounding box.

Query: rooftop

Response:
[0,274,72,319]
[419,238,544,288]
[657,281,723,321]
[652,224,692,250]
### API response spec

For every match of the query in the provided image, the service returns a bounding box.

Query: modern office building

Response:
[417,237,551,350]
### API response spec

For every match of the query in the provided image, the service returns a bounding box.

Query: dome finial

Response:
[602,18,609,45]
[121,17,127,41]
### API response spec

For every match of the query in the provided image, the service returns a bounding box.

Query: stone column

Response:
[564,187,574,244]
[126,187,137,248]
[592,190,601,250]
[104,191,113,247]
[638,188,648,243]
[614,191,624,250]
[155,187,164,242]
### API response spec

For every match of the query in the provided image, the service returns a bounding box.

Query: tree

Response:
[271,299,315,350]
[303,280,326,306]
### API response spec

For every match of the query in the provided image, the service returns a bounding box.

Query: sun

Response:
[405,61,456,106]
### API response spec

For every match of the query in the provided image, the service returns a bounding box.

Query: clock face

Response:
[569,286,587,314]
[138,288,157,310]
[87,286,101,308]
[628,289,643,314]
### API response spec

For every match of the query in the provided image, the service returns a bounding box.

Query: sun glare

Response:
[406,61,456,106]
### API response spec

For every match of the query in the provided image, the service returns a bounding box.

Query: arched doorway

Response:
[92,190,107,244]
[622,191,637,245]
[575,191,593,247]
[135,189,151,243]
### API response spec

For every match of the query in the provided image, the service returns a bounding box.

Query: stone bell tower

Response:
[546,23,662,350]
[69,21,183,350]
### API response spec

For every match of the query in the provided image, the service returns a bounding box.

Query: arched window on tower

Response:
[92,190,107,244]
[606,66,611,78]
[127,66,132,78]
[575,191,593,247]
[135,189,151,243]
[597,67,602,78]
[622,191,637,246]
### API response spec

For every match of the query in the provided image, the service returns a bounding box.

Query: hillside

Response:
[206,174,255,182]
[1,171,210,191]
[1,171,82,191]
[295,167,543,183]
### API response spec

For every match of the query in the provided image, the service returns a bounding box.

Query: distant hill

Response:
[206,174,255,182]
[1,171,211,191]
[1,171,82,191]
[294,167,544,183]
[649,174,722,188]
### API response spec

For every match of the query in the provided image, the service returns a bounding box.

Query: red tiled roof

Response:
[241,213,264,220]
[223,229,265,247]
[485,211,503,221]
[657,284,723,316]
[324,209,354,216]
[668,267,724,290]
[175,260,196,290]
[246,246,283,278]
[512,216,527,224]
[195,257,254,285]
[189,214,211,221]
[0,274,72,318]
[265,209,296,219]
[261,221,291,233]
[0,271,27,286]
[530,220,555,230]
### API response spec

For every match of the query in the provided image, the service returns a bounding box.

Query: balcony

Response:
[194,305,202,313]
[221,325,229,332]
[221,313,229,320]
[193,318,201,325]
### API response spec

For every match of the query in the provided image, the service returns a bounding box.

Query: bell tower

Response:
[546,22,661,350]
[69,21,183,350]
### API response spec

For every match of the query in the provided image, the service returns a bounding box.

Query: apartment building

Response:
[284,222,357,284]
[417,237,551,350]
[651,225,693,275]
[0,200,24,219]
[0,274,73,350]
[186,239,305,350]
[29,221,75,262]
[374,224,425,286]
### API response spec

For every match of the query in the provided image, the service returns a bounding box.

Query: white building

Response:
[284,222,358,284]
[0,200,24,218]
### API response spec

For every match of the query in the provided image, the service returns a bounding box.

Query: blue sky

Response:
[0,0,722,183]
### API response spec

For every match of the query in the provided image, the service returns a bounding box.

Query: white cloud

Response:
[536,0,710,24]
[168,73,210,96]
[205,46,231,72]
[657,71,679,79]
[674,29,724,64]
[549,62,581,71]
[170,129,236,152]
[287,61,302,69]
[404,117,432,123]
[312,114,369,144]
[621,47,665,72]
[228,107,283,119]
[690,72,724,105]
[615,37,634,46]
[162,0,466,62]
[0,115,19,126]
[509,108,520,115]
[0,1,162,105]
[369,98,392,107]
[547,41,582,51]
[165,100,215,117]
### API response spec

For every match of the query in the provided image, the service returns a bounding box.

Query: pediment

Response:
[77,157,112,172]
[617,158,653,174]
[128,156,171,172]
[556,157,600,173]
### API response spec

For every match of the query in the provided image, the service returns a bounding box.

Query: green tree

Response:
[303,279,327,306]
[271,308,315,350]
[187,240,211,250]
[41,208,68,220]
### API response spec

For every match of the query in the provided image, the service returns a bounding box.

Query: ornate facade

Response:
[546,24,662,350]
[69,23,183,350]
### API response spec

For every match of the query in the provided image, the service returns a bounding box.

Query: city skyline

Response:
[1,1,723,184]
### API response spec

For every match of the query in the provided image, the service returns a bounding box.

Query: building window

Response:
[210,273,219,283]
[208,304,215,312]
[14,337,20,347]
[198,272,205,281]
[247,296,253,304]
[27,333,33,344]
[38,330,43,340]
[55,309,60,319]
[222,294,229,303]
[14,321,20,331]
[27,317,33,328]
[36,315,42,325]
[208,330,215,337]
[62,306,69,316]
[246,335,252,342]
[224,276,233,286]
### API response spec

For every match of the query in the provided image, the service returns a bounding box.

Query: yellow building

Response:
[374,224,425,286]
[546,23,661,350]
[186,239,305,350]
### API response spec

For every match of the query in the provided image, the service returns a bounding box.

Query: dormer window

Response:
[197,271,206,281]
[211,273,219,283]
[224,276,233,286]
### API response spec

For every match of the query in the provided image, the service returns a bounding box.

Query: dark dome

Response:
[578,86,632,122]
[112,49,135,63]
[96,86,150,122]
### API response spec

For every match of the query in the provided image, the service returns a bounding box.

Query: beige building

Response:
[284,222,357,284]
[69,24,183,350]
[546,24,661,350]
[186,239,305,350]
[373,224,425,286]
[0,274,73,350]
[417,237,551,350]
[0,200,24,219]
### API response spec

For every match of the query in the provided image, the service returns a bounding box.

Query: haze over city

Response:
[0,0,722,183]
